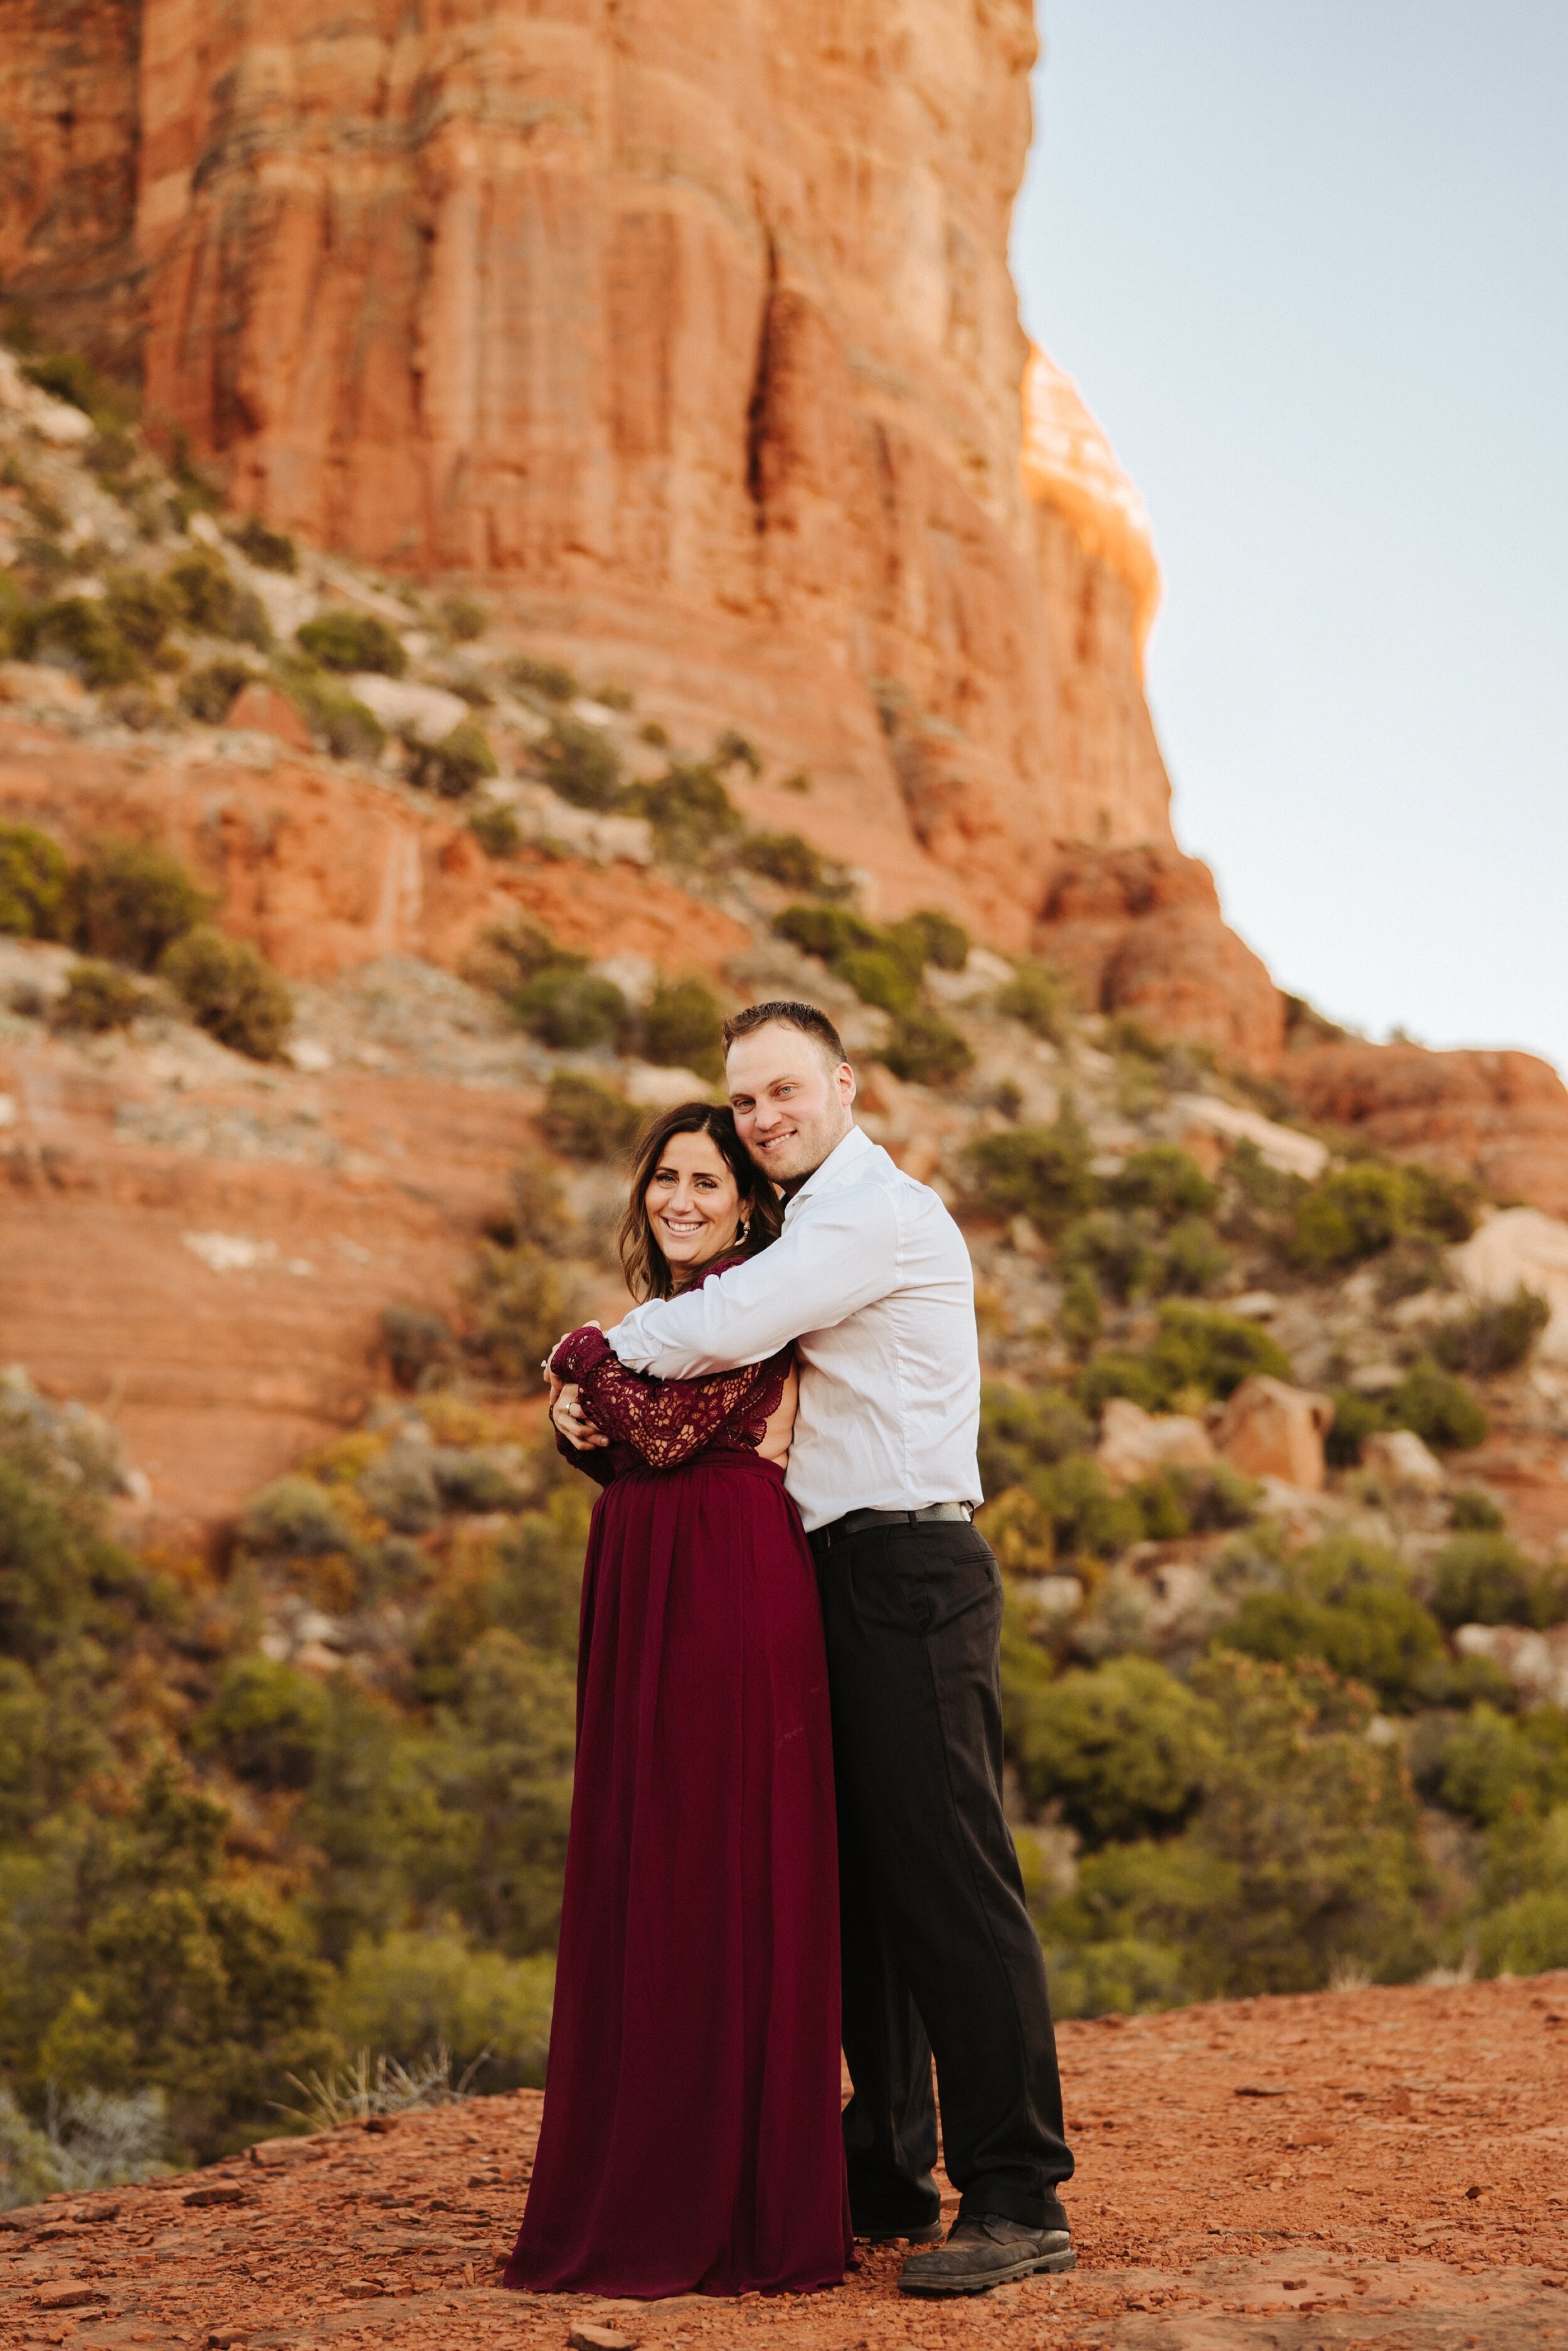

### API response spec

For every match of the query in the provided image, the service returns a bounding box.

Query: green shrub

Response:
[1059,1266,1102,1358]
[1044,1931,1192,2020]
[879,1007,973,1086]
[965,1109,1096,1238]
[230,516,297,573]
[1287,1160,1480,1271]
[0,824,68,938]
[539,1071,644,1162]
[327,1927,553,2088]
[198,1658,331,1791]
[713,728,761,775]
[1386,1358,1487,1453]
[20,349,135,430]
[71,839,210,969]
[53,960,154,1032]
[380,1307,455,1392]
[273,658,385,760]
[103,570,177,659]
[977,1384,1092,1497]
[469,804,521,858]
[995,958,1068,1043]
[638,975,724,1080]
[295,610,405,676]
[1058,1211,1160,1307]
[771,901,923,1008]
[463,1246,586,1392]
[538,718,623,810]
[1026,1453,1144,1562]
[838,946,917,1014]
[1012,1657,1217,1846]
[1429,1534,1548,1630]
[159,926,293,1060]
[1475,1888,1568,1979]
[1433,1287,1551,1378]
[1038,1655,1430,2003]
[28,597,142,687]
[167,551,270,647]
[1290,1164,1414,1268]
[238,1475,354,1559]
[436,593,488,644]
[1215,1539,1444,1710]
[477,920,628,1049]
[738,831,850,896]
[1158,1217,1233,1297]
[1325,1386,1387,1468]
[178,658,253,723]
[406,1629,576,1952]
[1108,1146,1217,1222]
[406,718,497,799]
[1076,1302,1292,1416]
[633,763,742,862]
[897,908,970,972]
[1451,1488,1506,1532]
[1401,1163,1481,1243]
[510,965,626,1051]
[1434,1705,1568,1826]
[508,655,580,703]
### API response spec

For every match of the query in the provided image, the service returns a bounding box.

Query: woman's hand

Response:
[551,1381,609,1451]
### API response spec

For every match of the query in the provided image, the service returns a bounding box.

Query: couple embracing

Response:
[504,999,1074,2303]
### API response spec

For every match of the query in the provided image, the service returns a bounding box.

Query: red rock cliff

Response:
[2,0,1250,963]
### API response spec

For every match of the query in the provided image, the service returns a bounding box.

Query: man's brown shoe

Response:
[898,2214,1076,2297]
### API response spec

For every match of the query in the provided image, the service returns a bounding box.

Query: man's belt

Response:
[809,1500,975,1552]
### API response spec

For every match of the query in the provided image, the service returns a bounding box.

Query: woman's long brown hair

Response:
[617,1102,783,1302]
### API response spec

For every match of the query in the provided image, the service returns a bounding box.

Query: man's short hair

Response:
[722,999,848,1067]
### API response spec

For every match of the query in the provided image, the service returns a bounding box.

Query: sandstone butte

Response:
[4,0,1568,1105]
[1,1973,1565,2348]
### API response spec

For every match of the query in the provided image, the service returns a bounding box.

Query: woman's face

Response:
[644,1129,744,1277]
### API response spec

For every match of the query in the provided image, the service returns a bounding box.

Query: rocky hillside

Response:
[2,341,1567,1536]
[1,333,1568,2216]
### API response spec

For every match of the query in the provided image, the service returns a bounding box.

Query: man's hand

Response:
[551,1381,609,1451]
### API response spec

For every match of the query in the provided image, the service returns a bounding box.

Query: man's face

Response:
[726,1022,855,1189]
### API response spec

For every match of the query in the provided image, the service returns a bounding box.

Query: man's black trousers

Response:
[810,1516,1073,2232]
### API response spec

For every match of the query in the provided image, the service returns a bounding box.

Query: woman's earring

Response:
[736,1219,750,1244]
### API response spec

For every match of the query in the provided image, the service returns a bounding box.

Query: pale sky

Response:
[1010,0,1568,1077]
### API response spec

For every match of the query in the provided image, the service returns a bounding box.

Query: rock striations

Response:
[2,0,1259,989]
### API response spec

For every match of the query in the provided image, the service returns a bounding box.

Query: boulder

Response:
[1215,1376,1333,1492]
[225,681,314,752]
[1449,1206,1568,1365]
[1361,1429,1446,1492]
[347,674,469,744]
[1097,1396,1215,1489]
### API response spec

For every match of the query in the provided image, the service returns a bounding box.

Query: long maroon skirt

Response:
[504,1446,852,2297]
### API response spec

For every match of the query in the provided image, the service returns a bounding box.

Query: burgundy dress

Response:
[504,1259,852,2298]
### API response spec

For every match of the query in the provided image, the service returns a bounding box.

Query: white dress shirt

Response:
[608,1124,982,1532]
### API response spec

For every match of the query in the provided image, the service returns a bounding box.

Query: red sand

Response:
[3,1973,1566,2350]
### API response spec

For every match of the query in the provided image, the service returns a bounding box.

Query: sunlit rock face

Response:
[7,0,1272,1023]
[121,1,1190,928]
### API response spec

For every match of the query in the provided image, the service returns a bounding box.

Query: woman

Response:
[504,1103,852,2299]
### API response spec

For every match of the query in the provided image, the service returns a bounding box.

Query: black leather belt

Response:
[809,1500,975,1552]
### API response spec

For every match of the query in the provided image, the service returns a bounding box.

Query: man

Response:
[553,999,1074,2298]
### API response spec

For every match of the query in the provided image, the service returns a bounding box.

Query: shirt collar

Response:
[783,1122,874,1222]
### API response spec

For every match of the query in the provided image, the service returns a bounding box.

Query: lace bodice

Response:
[549,1254,793,1483]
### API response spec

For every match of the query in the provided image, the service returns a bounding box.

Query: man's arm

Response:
[611,1183,899,1377]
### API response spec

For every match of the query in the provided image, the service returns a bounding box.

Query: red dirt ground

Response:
[3,1975,1565,2351]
